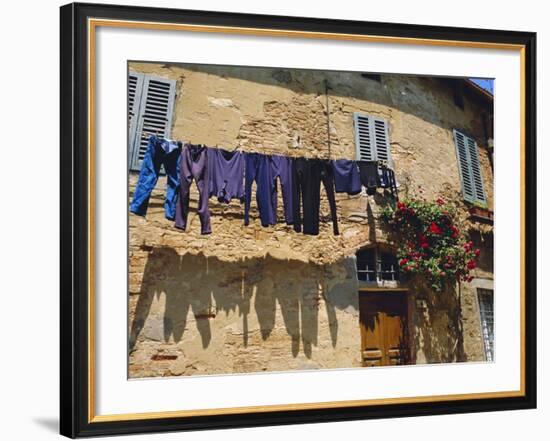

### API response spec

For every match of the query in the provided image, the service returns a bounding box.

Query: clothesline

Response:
[142,131,360,162]
[130,135,398,236]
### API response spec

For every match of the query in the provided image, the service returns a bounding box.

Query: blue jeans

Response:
[130,136,180,220]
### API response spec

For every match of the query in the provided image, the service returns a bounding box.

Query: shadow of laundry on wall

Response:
[129,247,356,359]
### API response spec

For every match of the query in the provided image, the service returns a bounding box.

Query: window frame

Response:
[356,247,400,285]
[477,288,495,362]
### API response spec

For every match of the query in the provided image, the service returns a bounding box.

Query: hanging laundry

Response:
[292,158,339,236]
[319,160,339,236]
[269,154,294,225]
[130,135,181,220]
[244,152,274,227]
[208,148,245,203]
[331,159,361,195]
[175,144,212,235]
[379,166,398,199]
[358,160,379,196]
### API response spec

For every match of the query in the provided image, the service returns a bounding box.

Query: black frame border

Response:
[60,2,537,438]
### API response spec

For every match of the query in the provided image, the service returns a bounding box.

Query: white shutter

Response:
[129,74,177,171]
[128,72,144,166]
[354,113,391,163]
[372,117,391,162]
[453,129,487,204]
[466,136,487,204]
[354,113,375,161]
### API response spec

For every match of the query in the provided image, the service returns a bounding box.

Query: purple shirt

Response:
[332,159,361,195]
[208,148,245,203]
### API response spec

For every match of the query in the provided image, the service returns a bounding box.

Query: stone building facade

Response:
[128,62,494,378]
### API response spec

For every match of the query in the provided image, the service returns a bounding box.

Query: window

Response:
[452,80,465,110]
[128,72,177,171]
[453,129,487,205]
[477,288,494,361]
[353,113,392,163]
[360,73,382,82]
[356,248,399,282]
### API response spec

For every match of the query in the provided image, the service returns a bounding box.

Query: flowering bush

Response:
[381,197,480,291]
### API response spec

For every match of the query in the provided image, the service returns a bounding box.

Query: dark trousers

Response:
[130,135,180,220]
[244,153,273,227]
[320,160,339,236]
[379,167,398,199]
[292,158,339,236]
[358,160,379,195]
[175,145,211,235]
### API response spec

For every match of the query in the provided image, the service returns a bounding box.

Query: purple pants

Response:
[175,144,212,234]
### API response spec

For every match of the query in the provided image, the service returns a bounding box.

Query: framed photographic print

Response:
[60,2,537,438]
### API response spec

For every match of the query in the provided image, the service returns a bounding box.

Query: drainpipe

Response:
[324,79,332,160]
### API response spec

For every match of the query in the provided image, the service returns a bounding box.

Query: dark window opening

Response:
[356,248,399,282]
[356,248,376,282]
[379,251,399,281]
[453,80,465,110]
[361,73,382,82]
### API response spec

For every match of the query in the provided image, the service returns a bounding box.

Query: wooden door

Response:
[359,291,409,367]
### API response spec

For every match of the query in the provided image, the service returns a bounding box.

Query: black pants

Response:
[379,166,398,199]
[358,160,379,195]
[292,158,339,236]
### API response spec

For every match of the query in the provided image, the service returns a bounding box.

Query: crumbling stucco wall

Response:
[128,62,494,377]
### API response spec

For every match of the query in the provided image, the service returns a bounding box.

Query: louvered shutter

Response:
[372,117,391,162]
[129,75,177,171]
[354,113,392,163]
[128,72,144,166]
[453,129,487,204]
[354,113,375,161]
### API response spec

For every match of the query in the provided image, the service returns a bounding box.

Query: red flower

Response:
[450,225,459,238]
[428,222,443,235]
[474,249,481,257]
[419,234,427,242]
[420,242,429,249]
[397,202,406,211]
[436,197,445,206]
[466,260,477,270]
[399,258,409,266]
